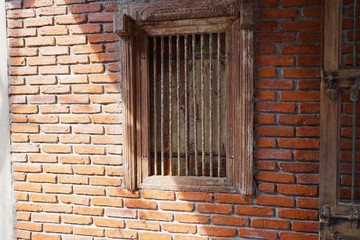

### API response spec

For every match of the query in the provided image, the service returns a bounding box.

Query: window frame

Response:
[115,0,254,195]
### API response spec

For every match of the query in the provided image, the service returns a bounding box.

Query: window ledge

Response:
[140,176,240,193]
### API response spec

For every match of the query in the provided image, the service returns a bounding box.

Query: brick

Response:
[40,65,70,74]
[236,206,274,216]
[60,195,90,205]
[26,37,56,47]
[107,188,139,198]
[197,203,232,214]
[74,146,105,155]
[256,126,294,137]
[90,176,121,186]
[282,68,321,78]
[177,192,212,202]
[259,9,297,19]
[7,9,35,19]
[175,214,209,224]
[58,75,87,84]
[125,199,157,210]
[8,28,36,38]
[160,202,194,212]
[55,14,87,25]
[39,25,69,35]
[32,234,60,240]
[74,206,103,216]
[106,208,136,219]
[16,203,41,212]
[44,165,73,174]
[256,171,295,183]
[17,221,42,232]
[73,165,105,175]
[215,193,252,204]
[127,220,160,231]
[14,182,42,192]
[292,221,319,233]
[92,197,123,207]
[254,149,292,160]
[279,232,318,240]
[162,223,197,233]
[282,0,321,7]
[40,46,69,56]
[11,124,39,133]
[92,114,122,124]
[59,156,90,164]
[89,74,120,83]
[212,216,249,226]
[39,6,67,16]
[28,174,56,183]
[74,45,104,55]
[88,34,118,43]
[256,102,296,113]
[73,227,104,237]
[139,211,173,221]
[42,145,72,154]
[239,228,277,240]
[278,209,318,220]
[9,48,38,57]
[142,190,174,200]
[60,115,91,124]
[59,175,89,185]
[105,229,137,239]
[69,24,101,34]
[138,232,171,240]
[256,196,295,207]
[9,67,38,76]
[73,84,103,94]
[62,215,92,225]
[277,184,318,196]
[73,64,105,74]
[24,17,53,27]
[29,194,57,203]
[251,218,290,230]
[198,226,236,237]
[69,3,101,13]
[94,217,124,228]
[256,56,294,66]
[56,35,87,45]
[57,55,89,64]
[28,154,57,163]
[88,12,113,22]
[43,184,72,194]
[43,224,72,233]
[279,162,319,173]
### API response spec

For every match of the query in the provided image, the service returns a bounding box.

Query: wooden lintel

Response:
[114,13,134,38]
[240,3,254,29]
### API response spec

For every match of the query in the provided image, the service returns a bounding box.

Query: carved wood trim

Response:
[116,0,254,194]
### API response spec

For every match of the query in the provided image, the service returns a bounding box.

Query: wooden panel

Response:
[120,25,137,191]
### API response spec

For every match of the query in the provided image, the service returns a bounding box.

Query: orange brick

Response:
[16,221,42,232]
[251,218,290,229]
[175,213,209,224]
[125,199,157,210]
[43,224,73,234]
[74,186,105,196]
[198,226,236,237]
[127,220,160,231]
[73,227,104,237]
[60,195,90,206]
[105,229,137,239]
[215,193,252,204]
[212,216,249,226]
[139,211,173,222]
[138,232,171,240]
[74,206,104,216]
[160,202,194,212]
[162,223,196,234]
[28,154,57,163]
[197,203,232,214]
[32,213,60,223]
[239,228,277,239]
[94,217,124,228]
[62,215,92,225]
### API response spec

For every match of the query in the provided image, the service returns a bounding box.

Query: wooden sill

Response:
[140,176,240,193]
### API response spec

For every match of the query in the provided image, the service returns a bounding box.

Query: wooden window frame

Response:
[114,0,254,195]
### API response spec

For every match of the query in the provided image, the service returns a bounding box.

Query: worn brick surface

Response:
[7,0,321,239]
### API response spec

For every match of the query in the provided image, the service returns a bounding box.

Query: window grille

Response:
[149,33,227,178]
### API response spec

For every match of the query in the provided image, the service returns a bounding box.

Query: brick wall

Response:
[7,0,321,239]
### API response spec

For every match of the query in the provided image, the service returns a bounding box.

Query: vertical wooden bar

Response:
[217,32,221,177]
[185,35,189,176]
[352,100,356,203]
[201,34,205,176]
[320,0,342,238]
[161,36,165,176]
[353,0,358,66]
[153,37,158,176]
[192,34,198,176]
[169,36,173,176]
[209,33,213,177]
[176,35,181,175]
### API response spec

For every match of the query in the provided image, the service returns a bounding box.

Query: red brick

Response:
[175,214,209,224]
[236,206,274,216]
[7,9,35,19]
[255,171,295,183]
[212,216,249,226]
[239,228,277,240]
[142,190,175,200]
[93,217,124,228]
[198,226,236,237]
[256,102,296,113]
[197,203,232,214]
[256,195,295,207]
[297,198,319,209]
[215,193,251,204]
[254,149,292,160]
[259,9,297,19]
[73,227,104,237]
[292,221,319,233]
[55,14,87,24]
[160,202,194,212]
[177,192,212,202]
[279,162,319,173]
[251,218,290,229]
[162,223,197,233]
[278,138,319,149]
[279,232,318,240]
[125,199,157,210]
[69,3,101,13]
[278,208,318,220]
[139,211,173,221]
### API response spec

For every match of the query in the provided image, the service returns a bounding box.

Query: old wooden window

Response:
[115,0,254,194]
[320,0,360,238]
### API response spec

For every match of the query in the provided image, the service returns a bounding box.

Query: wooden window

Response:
[320,0,360,238]
[115,0,254,194]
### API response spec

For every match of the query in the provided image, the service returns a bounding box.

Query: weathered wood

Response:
[120,32,137,191]
[320,0,360,239]
[116,0,254,194]
[119,0,241,22]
